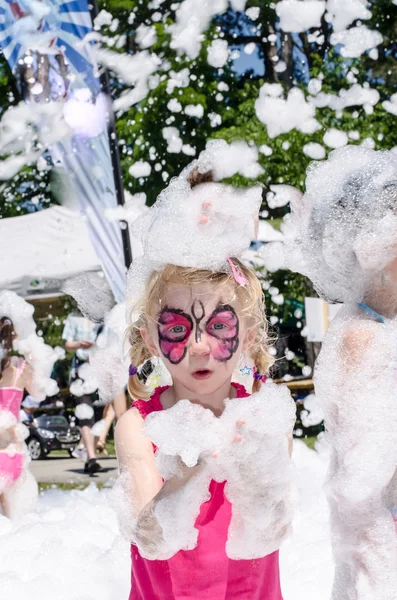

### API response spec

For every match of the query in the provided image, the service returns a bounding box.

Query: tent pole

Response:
[90,0,133,271]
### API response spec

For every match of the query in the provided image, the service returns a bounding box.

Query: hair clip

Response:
[129,364,138,377]
[227,258,248,287]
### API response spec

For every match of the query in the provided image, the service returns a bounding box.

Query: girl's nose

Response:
[189,335,211,357]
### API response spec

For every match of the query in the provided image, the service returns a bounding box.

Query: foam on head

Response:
[286,146,397,303]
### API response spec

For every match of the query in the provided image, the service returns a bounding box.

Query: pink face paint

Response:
[158,309,193,364]
[205,304,239,362]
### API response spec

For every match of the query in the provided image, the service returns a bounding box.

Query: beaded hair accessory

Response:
[129,364,138,377]
[253,367,267,384]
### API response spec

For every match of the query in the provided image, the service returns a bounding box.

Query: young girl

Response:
[115,165,296,599]
[286,146,397,599]
[0,316,38,519]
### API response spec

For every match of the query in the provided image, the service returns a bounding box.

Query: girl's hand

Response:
[233,418,246,443]
[159,458,204,496]
[209,419,246,458]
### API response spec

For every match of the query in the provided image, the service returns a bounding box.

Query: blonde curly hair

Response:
[126,258,274,401]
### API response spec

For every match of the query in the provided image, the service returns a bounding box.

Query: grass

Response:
[300,436,317,450]
[38,481,107,492]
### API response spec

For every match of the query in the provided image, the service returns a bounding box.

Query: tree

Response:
[1,0,397,377]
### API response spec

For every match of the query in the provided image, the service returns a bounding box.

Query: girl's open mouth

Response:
[192,369,213,380]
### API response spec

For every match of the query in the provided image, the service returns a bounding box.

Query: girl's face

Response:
[146,282,252,396]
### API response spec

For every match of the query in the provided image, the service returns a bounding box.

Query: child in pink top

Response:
[0,316,37,519]
[115,167,295,599]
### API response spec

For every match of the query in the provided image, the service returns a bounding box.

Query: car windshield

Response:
[36,415,69,428]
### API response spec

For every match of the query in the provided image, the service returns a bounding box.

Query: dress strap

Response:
[12,358,26,387]
[132,386,169,419]
[357,302,386,324]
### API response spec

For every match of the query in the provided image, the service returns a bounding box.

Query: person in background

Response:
[19,395,40,424]
[0,317,38,518]
[62,310,103,475]
[96,390,128,454]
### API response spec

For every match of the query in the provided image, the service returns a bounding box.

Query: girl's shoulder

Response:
[232,382,249,398]
[132,385,170,419]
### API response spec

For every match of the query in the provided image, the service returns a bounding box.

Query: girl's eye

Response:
[170,325,186,334]
[210,322,227,331]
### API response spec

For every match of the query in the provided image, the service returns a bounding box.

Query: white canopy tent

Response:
[0,205,102,298]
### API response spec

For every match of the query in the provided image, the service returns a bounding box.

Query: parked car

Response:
[25,414,81,460]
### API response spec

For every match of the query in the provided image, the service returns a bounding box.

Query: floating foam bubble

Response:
[74,403,95,421]
[276,0,326,33]
[326,0,372,33]
[89,303,130,404]
[330,25,383,58]
[255,84,320,138]
[207,39,229,68]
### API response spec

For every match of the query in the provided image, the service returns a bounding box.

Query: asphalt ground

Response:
[30,454,119,485]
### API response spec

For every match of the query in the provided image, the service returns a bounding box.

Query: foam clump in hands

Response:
[285,146,397,303]
[132,382,296,561]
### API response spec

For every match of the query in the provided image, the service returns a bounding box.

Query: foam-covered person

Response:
[0,317,38,519]
[286,146,397,599]
[114,157,296,600]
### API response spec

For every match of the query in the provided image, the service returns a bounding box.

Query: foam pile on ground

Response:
[0,445,332,599]
[0,484,130,600]
[132,382,296,560]
[280,439,333,600]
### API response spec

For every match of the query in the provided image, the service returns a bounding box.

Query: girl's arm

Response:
[319,320,397,597]
[21,364,36,397]
[115,408,203,555]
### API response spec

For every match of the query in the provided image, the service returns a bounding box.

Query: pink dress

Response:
[130,383,283,600]
[0,359,26,486]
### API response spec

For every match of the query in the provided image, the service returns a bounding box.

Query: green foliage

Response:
[1,1,397,376]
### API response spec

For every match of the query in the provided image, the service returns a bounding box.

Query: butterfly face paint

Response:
[205,304,239,362]
[191,299,205,343]
[158,309,193,364]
